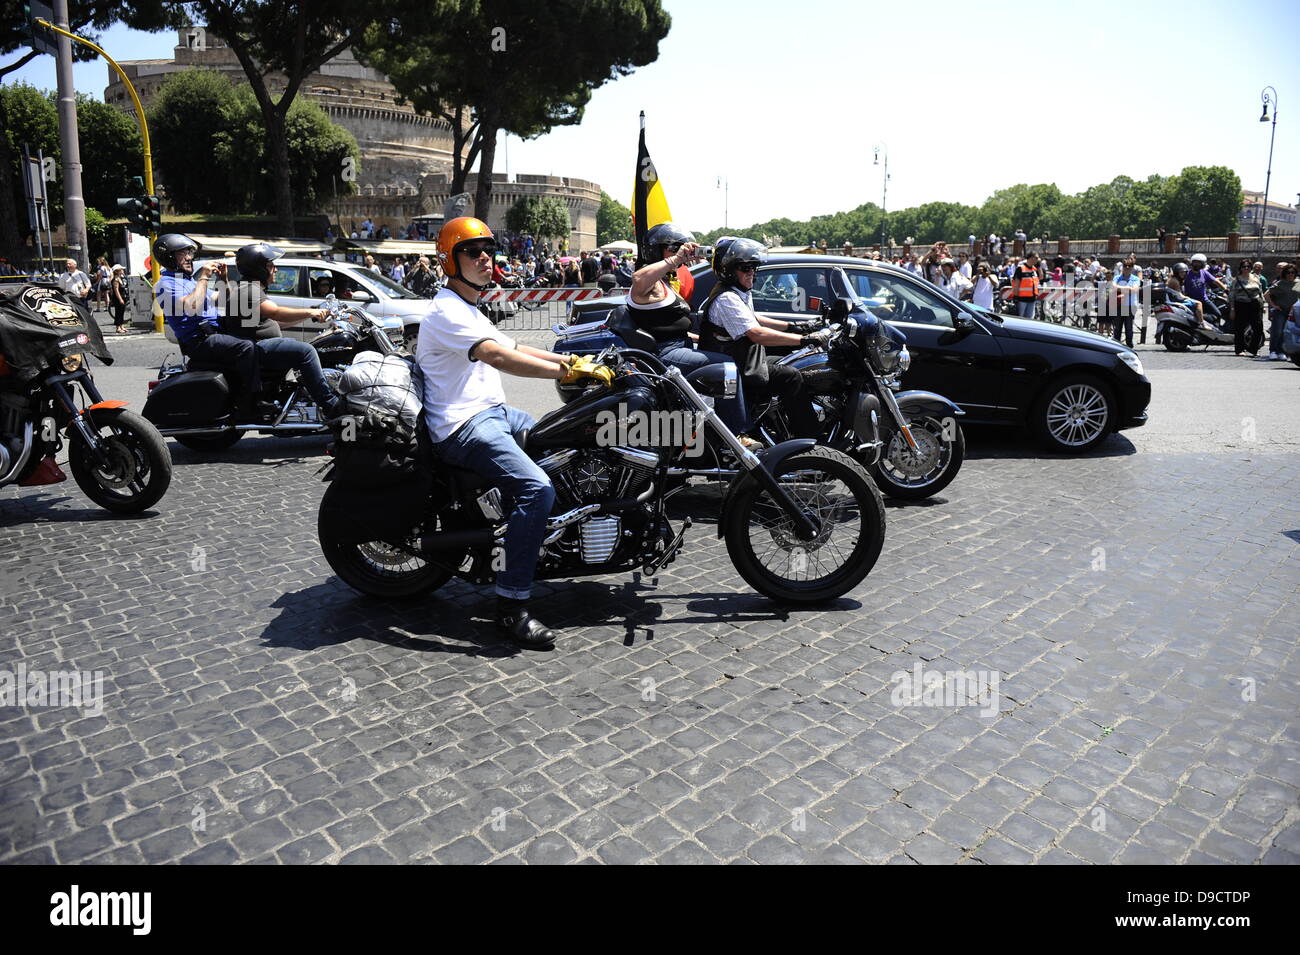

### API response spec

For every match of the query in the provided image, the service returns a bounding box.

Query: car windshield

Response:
[360,269,420,299]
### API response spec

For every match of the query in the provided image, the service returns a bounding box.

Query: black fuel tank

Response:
[142,370,232,427]
[310,329,359,368]
[529,385,659,451]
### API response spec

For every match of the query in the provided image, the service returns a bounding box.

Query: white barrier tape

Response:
[478,288,609,303]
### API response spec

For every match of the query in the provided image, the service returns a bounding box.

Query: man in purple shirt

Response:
[1183,253,1227,323]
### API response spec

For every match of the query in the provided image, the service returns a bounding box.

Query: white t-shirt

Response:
[959,262,972,278]
[972,276,996,310]
[707,287,759,340]
[944,271,973,299]
[58,270,90,296]
[417,288,515,443]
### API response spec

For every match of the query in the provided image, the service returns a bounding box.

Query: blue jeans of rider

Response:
[433,405,554,601]
[1015,299,1036,318]
[254,337,337,409]
[657,339,751,433]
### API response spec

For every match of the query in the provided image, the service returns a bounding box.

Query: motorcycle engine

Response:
[537,446,660,563]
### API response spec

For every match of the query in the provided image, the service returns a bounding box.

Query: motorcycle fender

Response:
[85,400,128,412]
[893,390,964,420]
[716,438,817,538]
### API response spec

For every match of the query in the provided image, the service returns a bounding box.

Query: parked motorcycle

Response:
[319,346,887,605]
[1,284,171,513]
[142,296,403,451]
[549,271,965,501]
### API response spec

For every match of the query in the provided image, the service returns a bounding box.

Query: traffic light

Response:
[145,195,162,233]
[116,196,149,236]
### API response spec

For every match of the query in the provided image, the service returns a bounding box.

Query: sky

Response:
[7,0,1300,235]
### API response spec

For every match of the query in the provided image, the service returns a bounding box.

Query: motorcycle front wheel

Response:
[869,415,964,500]
[68,407,172,513]
[723,446,885,603]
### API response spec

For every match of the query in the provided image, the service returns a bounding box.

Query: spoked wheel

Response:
[318,486,456,599]
[869,415,964,500]
[68,408,172,513]
[723,446,885,603]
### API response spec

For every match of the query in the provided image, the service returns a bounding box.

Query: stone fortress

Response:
[105,27,600,249]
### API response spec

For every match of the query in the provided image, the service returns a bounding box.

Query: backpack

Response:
[320,352,436,544]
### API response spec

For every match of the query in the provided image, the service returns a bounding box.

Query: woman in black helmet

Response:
[225,242,343,417]
[628,222,752,434]
[698,237,828,438]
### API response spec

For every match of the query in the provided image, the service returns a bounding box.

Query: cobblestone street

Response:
[2,359,1298,864]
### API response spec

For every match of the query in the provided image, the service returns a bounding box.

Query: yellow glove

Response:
[561,355,615,387]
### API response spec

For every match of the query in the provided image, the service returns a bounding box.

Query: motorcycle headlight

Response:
[898,347,911,372]
[61,353,83,373]
[1118,351,1144,377]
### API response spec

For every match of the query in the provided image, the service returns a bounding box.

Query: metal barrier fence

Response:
[493,299,577,332]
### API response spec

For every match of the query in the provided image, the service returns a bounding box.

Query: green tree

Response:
[148,68,233,213]
[505,195,540,235]
[1163,166,1241,237]
[534,196,570,241]
[84,207,110,262]
[357,1,670,219]
[597,190,633,246]
[76,95,144,215]
[159,0,390,230]
[0,84,61,242]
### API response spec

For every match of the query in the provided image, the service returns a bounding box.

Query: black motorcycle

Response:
[551,271,965,501]
[1,284,171,513]
[759,289,965,501]
[142,296,404,451]
[318,347,887,605]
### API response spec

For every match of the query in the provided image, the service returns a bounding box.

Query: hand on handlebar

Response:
[784,318,826,335]
[800,327,834,348]
[561,354,615,386]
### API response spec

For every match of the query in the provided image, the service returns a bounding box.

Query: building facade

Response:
[1239,190,1297,236]
[105,28,602,250]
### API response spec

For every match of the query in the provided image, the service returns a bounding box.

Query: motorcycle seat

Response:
[607,307,659,353]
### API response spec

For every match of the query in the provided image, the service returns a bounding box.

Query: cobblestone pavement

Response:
[2,413,1298,864]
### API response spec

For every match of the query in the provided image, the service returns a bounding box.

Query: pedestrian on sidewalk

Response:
[109,265,128,334]
[1263,263,1299,360]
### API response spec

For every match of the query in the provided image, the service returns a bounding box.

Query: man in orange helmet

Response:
[418,216,604,649]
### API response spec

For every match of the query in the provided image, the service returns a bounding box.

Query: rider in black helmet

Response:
[626,222,751,436]
[697,237,828,438]
[153,232,262,417]
[224,243,343,418]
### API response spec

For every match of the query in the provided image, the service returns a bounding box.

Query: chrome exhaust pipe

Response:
[0,422,34,485]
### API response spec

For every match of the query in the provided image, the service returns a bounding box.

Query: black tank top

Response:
[627,282,692,342]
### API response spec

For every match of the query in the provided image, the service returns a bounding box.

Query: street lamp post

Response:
[873,144,888,252]
[1258,87,1278,245]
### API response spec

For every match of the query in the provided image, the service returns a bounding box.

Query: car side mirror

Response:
[349,289,373,303]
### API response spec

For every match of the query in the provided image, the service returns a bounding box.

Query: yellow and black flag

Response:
[632,111,672,265]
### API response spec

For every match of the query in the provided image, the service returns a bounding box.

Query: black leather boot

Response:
[496,597,559,649]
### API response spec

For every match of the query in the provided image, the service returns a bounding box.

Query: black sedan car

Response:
[566,253,1151,453]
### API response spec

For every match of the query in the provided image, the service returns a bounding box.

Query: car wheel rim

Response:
[1045,384,1109,447]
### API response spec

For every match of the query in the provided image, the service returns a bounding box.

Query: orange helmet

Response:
[437,216,496,278]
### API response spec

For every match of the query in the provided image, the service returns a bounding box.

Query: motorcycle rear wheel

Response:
[1163,327,1192,352]
[723,446,884,603]
[319,501,457,600]
[68,408,172,513]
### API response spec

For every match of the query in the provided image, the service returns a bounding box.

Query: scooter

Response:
[1154,289,1258,352]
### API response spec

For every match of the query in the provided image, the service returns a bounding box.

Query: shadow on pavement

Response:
[962,425,1137,460]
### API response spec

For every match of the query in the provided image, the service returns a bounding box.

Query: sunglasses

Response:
[460,242,496,258]
[735,264,758,273]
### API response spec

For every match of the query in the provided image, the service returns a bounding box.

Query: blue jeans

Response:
[657,339,751,433]
[1015,299,1036,318]
[432,405,554,600]
[1268,307,1285,354]
[255,337,336,408]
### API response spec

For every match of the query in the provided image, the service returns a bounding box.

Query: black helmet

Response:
[640,221,694,265]
[153,233,200,272]
[1173,262,1188,275]
[711,236,766,284]
[235,242,284,284]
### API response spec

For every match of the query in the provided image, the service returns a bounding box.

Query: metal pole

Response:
[51,0,87,272]
[1259,87,1278,246]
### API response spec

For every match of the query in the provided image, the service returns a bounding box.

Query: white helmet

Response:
[1190,252,1207,265]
